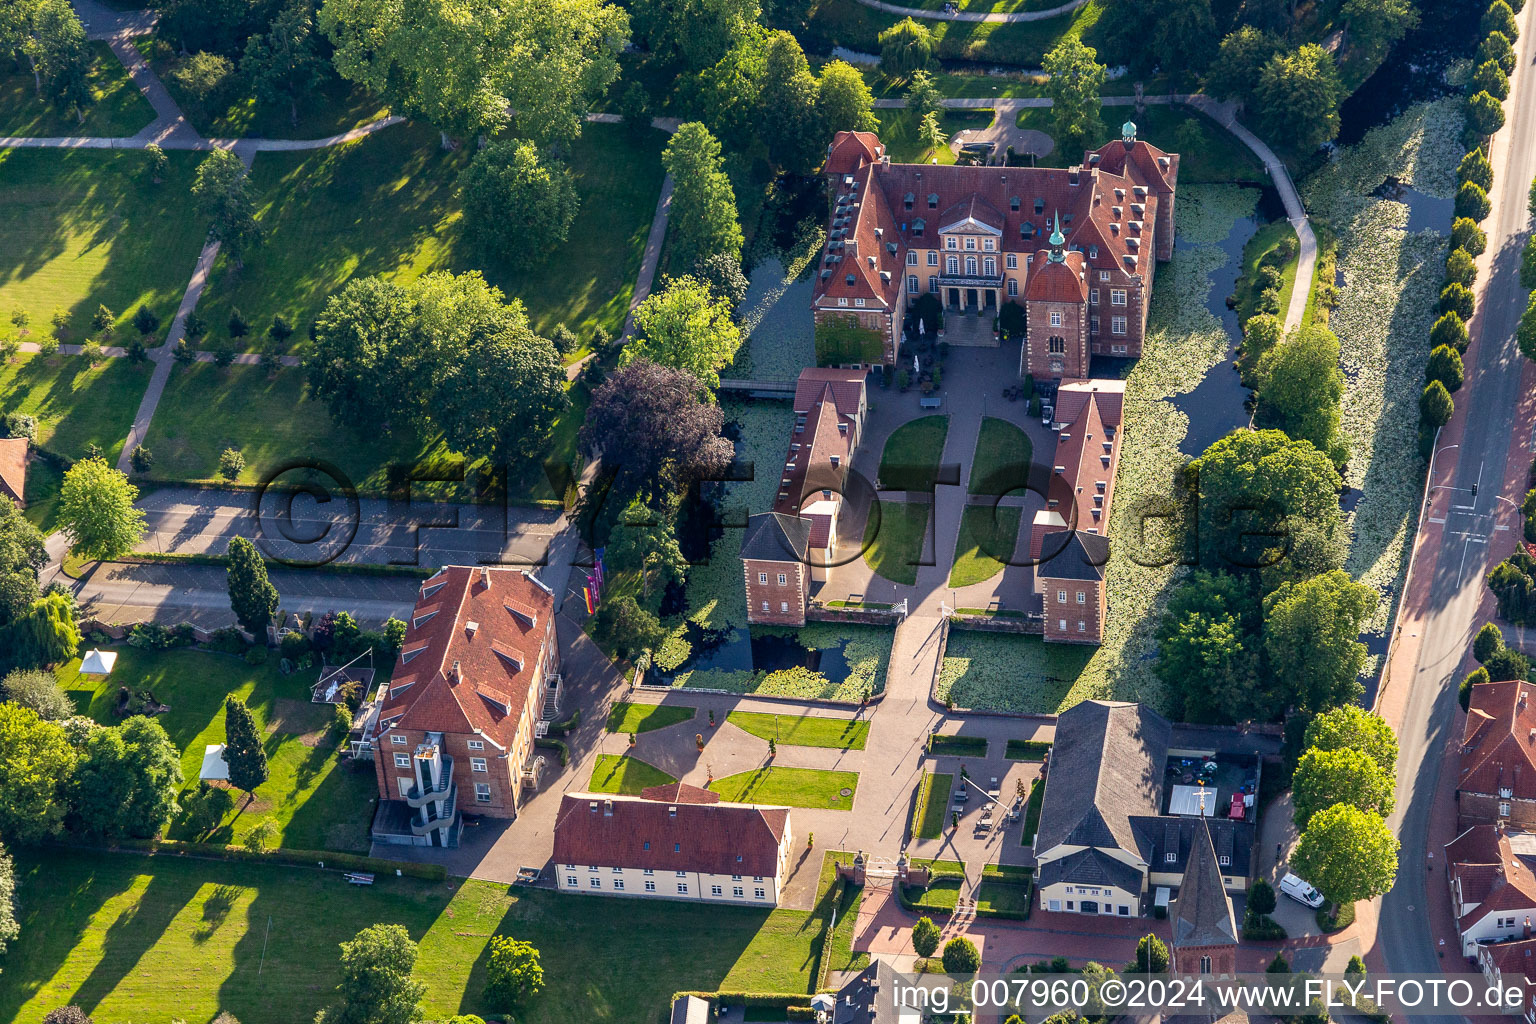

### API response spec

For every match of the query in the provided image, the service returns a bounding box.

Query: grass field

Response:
[0,847,826,1024]
[708,767,859,810]
[878,415,949,491]
[1020,777,1044,845]
[927,734,987,756]
[605,702,696,734]
[1015,104,1266,184]
[197,121,665,352]
[806,0,1104,67]
[862,500,929,587]
[1236,219,1301,327]
[55,646,377,852]
[587,753,678,795]
[0,352,151,465]
[968,417,1031,495]
[948,504,1022,588]
[874,109,995,165]
[140,362,586,498]
[0,147,210,335]
[725,711,869,750]
[0,41,154,138]
[912,772,952,839]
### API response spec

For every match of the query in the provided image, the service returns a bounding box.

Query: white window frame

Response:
[908,275,918,294]
[758,572,767,584]
[644,880,656,892]
[467,739,484,751]
[394,754,411,768]
[777,573,787,586]
[1112,316,1127,335]
[1111,288,1127,306]
[390,734,407,745]
[712,885,724,896]
[1007,279,1018,297]
[1049,311,1062,327]
[470,757,488,772]
[475,782,491,802]
[755,888,766,899]
[1006,253,1018,269]
[927,251,938,266]
[907,250,918,265]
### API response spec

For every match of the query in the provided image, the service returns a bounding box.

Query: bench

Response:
[919,395,942,409]
[344,872,375,886]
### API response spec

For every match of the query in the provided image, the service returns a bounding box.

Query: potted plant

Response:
[696,732,705,751]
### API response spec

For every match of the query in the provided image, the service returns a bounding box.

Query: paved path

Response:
[847,0,1087,24]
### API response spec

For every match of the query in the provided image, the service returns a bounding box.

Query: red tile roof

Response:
[1483,937,1536,988]
[1461,680,1536,800]
[793,368,866,419]
[1448,825,1536,928]
[1025,251,1088,303]
[553,792,789,876]
[641,782,720,804]
[376,565,554,750]
[772,370,866,550]
[0,438,26,505]
[825,131,882,178]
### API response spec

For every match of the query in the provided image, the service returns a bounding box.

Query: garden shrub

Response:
[207,627,247,655]
[243,645,269,665]
[1455,181,1492,222]
[0,413,37,441]
[1450,216,1486,255]
[1489,550,1536,624]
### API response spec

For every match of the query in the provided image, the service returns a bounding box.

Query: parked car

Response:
[1279,872,1324,908]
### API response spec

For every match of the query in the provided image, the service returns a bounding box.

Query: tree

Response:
[631,0,756,70]
[1473,59,1510,101]
[1480,31,1516,75]
[1431,310,1470,352]
[1461,666,1491,712]
[1,668,72,720]
[589,594,666,659]
[1451,216,1487,256]
[1188,429,1343,574]
[912,916,941,958]
[457,140,578,269]
[1266,952,1290,974]
[26,0,90,115]
[0,497,46,627]
[169,51,232,104]
[1458,147,1494,191]
[1420,380,1454,429]
[1262,570,1378,714]
[878,17,932,79]
[192,149,260,267]
[183,780,234,836]
[1044,38,1107,157]
[918,109,947,153]
[1522,295,1536,361]
[580,359,734,499]
[1291,747,1394,829]
[1248,878,1277,915]
[1523,236,1536,290]
[941,936,981,974]
[320,0,629,146]
[243,816,279,852]
[132,305,161,337]
[1341,0,1418,64]
[1486,645,1531,682]
[0,843,17,966]
[220,447,246,479]
[57,457,146,562]
[68,716,184,839]
[1466,90,1506,140]
[1446,248,1478,290]
[758,31,823,175]
[1426,344,1464,392]
[483,936,544,1011]
[1305,705,1398,776]
[694,27,767,152]
[315,924,427,1024]
[627,276,742,390]
[1483,0,1519,40]
[0,703,75,843]
[1474,622,1504,663]
[241,0,327,126]
[1155,571,1266,722]
[1455,182,1491,223]
[226,536,278,634]
[433,323,568,464]
[1205,27,1282,108]
[1292,804,1399,905]
[1102,0,1216,79]
[816,59,877,136]
[1133,933,1169,973]
[307,276,426,430]
[607,501,688,596]
[905,69,943,130]
[663,122,743,269]
[1253,45,1343,152]
[1,593,80,672]
[694,252,750,312]
[221,695,269,798]
[1254,324,1346,464]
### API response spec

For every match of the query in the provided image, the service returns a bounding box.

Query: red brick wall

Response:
[374,727,522,819]
[743,558,807,625]
[1024,299,1088,380]
[1172,942,1236,976]
[1040,578,1104,644]
[1460,792,1536,830]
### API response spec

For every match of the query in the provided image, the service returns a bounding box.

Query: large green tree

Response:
[627,275,742,389]
[694,27,767,153]
[1103,0,1217,79]
[25,0,90,115]
[483,936,544,1011]
[816,59,878,137]
[239,0,327,126]
[1304,705,1398,775]
[57,458,146,563]
[631,0,756,71]
[878,17,933,79]
[758,31,823,175]
[0,497,46,627]
[320,0,629,145]
[221,695,269,798]
[318,924,427,1024]
[663,122,743,269]
[0,703,75,843]
[307,276,426,430]
[1043,37,1107,158]
[606,500,688,597]
[1,593,80,672]
[1262,569,1378,713]
[68,717,185,839]
[1205,27,1283,108]
[457,140,579,270]
[1254,324,1347,464]
[1291,804,1398,905]
[1133,933,1170,973]
[0,844,18,964]
[1254,45,1343,152]
[1291,746,1395,829]
[226,536,278,634]
[192,149,261,268]
[1341,0,1419,64]
[1,668,73,721]
[433,325,569,464]
[1154,571,1266,723]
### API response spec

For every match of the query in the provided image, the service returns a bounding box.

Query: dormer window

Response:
[1010,196,1020,210]
[928,193,939,208]
[904,192,914,209]
[1034,198,1044,214]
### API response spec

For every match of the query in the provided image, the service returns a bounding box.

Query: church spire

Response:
[1047,211,1066,263]
[1170,816,1238,974]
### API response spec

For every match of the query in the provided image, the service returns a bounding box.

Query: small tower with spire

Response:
[1122,120,1138,149]
[1170,816,1238,976]
[1047,211,1067,263]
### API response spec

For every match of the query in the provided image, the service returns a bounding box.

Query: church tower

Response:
[1170,817,1238,976]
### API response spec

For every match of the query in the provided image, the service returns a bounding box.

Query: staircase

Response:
[540,674,562,720]
[941,311,998,349]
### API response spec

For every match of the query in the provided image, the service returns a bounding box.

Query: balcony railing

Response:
[411,784,458,835]
[935,273,1004,289]
[404,755,455,807]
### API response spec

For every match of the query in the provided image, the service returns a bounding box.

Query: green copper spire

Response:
[1047,211,1066,263]
[1122,120,1137,144]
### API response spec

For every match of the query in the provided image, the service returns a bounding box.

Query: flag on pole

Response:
[583,586,595,615]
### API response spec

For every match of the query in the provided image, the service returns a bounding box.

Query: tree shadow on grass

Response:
[67,872,196,1015]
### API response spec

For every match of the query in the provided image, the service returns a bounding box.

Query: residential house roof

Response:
[641,782,720,804]
[1047,378,1124,535]
[552,792,790,877]
[1035,700,1171,857]
[1461,679,1536,801]
[1447,825,1536,929]
[1131,815,1253,880]
[1037,846,1145,894]
[1171,818,1238,949]
[374,566,553,750]
[792,367,866,420]
[0,437,26,505]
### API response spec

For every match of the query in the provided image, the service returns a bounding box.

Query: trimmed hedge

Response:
[123,550,434,579]
[105,838,448,881]
[1005,739,1051,761]
[535,736,571,766]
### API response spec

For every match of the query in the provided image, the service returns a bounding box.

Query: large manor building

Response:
[812,123,1179,381]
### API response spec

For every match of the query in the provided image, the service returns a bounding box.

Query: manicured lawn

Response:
[927,734,987,756]
[140,362,585,498]
[56,646,377,852]
[726,711,869,750]
[1014,104,1265,184]
[937,630,1093,714]
[587,753,678,795]
[968,417,1032,495]
[878,415,949,491]
[708,767,859,810]
[0,352,151,464]
[905,874,962,913]
[1004,739,1051,761]
[862,500,929,586]
[605,701,696,735]
[197,121,666,352]
[1237,219,1301,325]
[874,109,995,166]
[0,41,154,137]
[975,876,1032,916]
[948,504,1022,588]
[1020,777,1044,845]
[806,0,1103,67]
[913,772,952,840]
[0,847,824,1024]
[0,147,210,335]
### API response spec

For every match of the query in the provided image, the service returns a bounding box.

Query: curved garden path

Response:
[846,0,1087,24]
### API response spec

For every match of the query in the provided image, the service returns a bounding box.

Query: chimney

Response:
[603,799,613,817]
[451,659,461,681]
[479,565,491,588]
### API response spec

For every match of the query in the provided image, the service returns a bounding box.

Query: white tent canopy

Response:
[199,744,230,781]
[79,649,117,675]
[1167,784,1218,817]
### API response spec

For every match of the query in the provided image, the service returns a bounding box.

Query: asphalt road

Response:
[1376,4,1536,1006]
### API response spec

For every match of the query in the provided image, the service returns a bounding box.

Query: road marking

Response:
[1497,525,1511,531]
[1429,517,1447,524]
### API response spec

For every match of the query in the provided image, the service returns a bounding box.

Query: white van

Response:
[1279,872,1324,908]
